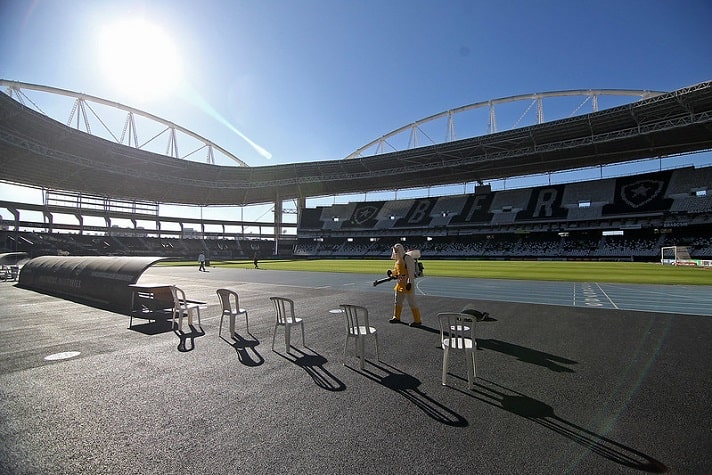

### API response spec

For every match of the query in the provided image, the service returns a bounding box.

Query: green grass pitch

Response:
[165,259,712,286]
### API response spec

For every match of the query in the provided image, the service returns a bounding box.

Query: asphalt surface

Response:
[1,265,711,474]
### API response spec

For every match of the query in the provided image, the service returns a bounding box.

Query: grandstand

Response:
[294,166,712,262]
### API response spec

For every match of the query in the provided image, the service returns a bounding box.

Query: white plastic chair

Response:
[170,285,201,332]
[341,304,379,369]
[438,312,477,389]
[216,288,249,337]
[270,297,305,352]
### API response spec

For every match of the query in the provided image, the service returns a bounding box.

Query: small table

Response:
[128,283,175,328]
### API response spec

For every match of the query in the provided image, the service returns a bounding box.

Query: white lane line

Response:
[596,283,619,309]
[270,284,332,290]
[572,283,577,306]
[44,351,81,361]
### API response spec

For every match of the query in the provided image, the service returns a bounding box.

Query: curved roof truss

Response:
[346,89,666,159]
[0,80,248,167]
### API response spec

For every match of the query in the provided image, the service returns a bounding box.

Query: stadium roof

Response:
[1,80,711,206]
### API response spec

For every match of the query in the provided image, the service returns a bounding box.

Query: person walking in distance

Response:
[388,243,422,327]
[198,252,206,272]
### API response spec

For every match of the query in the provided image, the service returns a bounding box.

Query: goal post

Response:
[661,246,691,265]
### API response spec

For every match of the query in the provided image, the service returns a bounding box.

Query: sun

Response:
[98,18,182,101]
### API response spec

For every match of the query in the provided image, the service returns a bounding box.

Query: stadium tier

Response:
[294,166,712,261]
[2,167,711,262]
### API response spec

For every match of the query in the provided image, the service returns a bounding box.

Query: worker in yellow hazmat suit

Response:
[388,243,422,327]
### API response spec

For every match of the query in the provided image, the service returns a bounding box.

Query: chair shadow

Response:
[175,324,205,352]
[128,319,174,335]
[477,339,577,373]
[411,323,440,334]
[390,320,440,334]
[274,346,346,392]
[221,332,264,367]
[454,377,666,472]
[128,310,175,335]
[350,360,468,427]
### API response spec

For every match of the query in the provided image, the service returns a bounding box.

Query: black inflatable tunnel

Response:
[18,256,169,313]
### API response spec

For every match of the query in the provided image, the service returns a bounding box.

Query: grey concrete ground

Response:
[1,265,711,474]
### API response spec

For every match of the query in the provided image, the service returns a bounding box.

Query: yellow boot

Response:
[390,305,402,323]
[410,308,422,327]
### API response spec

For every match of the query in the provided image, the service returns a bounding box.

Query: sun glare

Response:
[98,19,182,101]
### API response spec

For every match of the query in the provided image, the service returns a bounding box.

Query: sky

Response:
[1,0,711,227]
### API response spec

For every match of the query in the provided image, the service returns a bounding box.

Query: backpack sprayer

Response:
[372,249,423,287]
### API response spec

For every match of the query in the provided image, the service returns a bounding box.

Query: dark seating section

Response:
[294,166,712,261]
[2,166,711,262]
[0,230,275,262]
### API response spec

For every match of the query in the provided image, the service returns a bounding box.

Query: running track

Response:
[196,269,712,317]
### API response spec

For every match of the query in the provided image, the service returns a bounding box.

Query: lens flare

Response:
[183,85,272,160]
